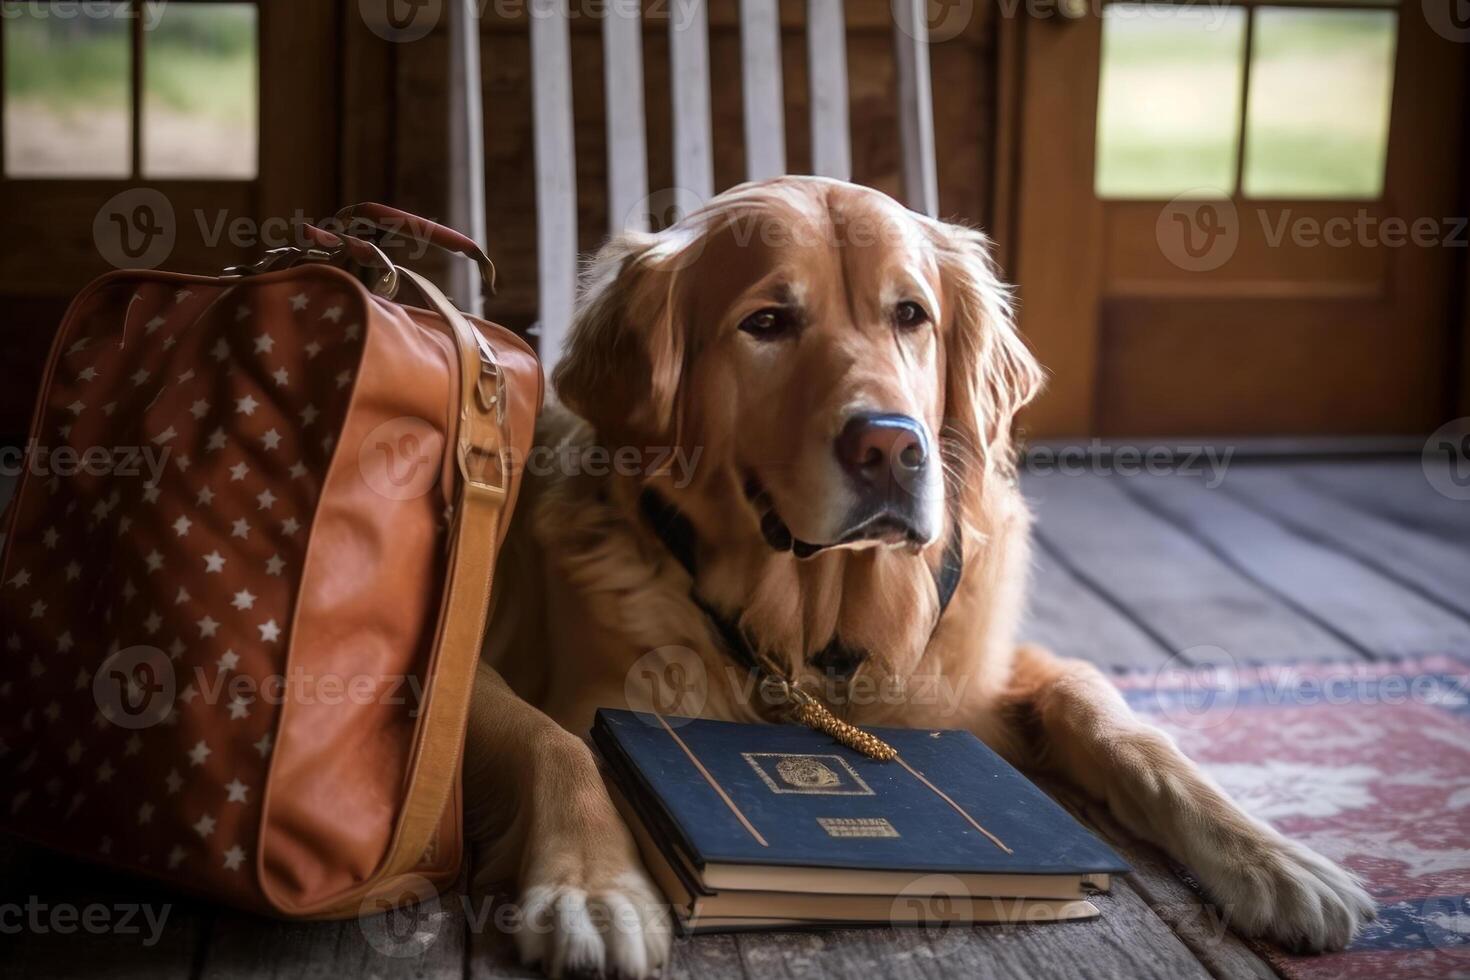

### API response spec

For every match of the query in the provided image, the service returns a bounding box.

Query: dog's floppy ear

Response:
[552,231,685,444]
[929,222,1045,479]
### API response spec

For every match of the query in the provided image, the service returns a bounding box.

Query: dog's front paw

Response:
[1204,835,1375,952]
[514,866,672,979]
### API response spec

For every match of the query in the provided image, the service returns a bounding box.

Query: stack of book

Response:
[592,708,1129,933]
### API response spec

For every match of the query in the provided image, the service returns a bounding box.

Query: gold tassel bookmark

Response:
[757,664,898,761]
[790,692,899,761]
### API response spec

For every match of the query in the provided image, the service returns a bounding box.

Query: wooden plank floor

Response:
[3,457,1467,980]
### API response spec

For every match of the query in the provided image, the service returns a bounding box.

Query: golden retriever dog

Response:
[462,176,1374,977]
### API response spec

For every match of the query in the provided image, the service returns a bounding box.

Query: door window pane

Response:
[1242,8,1397,198]
[1095,3,1248,199]
[142,2,258,178]
[3,2,132,177]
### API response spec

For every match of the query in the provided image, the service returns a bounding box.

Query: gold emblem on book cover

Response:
[742,752,875,796]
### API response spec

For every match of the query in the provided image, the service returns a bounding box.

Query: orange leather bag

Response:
[0,206,542,917]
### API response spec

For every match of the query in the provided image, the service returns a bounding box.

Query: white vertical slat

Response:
[669,0,714,200]
[891,0,939,216]
[740,0,786,180]
[806,0,851,181]
[603,1,649,231]
[530,0,577,369]
[447,0,488,317]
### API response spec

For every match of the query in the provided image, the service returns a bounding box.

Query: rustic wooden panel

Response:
[0,841,207,980]
[805,0,850,181]
[1023,543,1171,669]
[1286,459,1470,545]
[889,0,938,216]
[1218,465,1470,621]
[1124,474,1470,658]
[530,0,579,367]
[670,0,716,200]
[384,0,996,342]
[740,0,787,180]
[604,2,651,231]
[1023,472,1363,663]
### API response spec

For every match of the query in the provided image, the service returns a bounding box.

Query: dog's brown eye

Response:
[895,301,929,329]
[739,307,796,340]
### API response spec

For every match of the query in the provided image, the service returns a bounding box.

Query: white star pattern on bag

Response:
[2,278,370,895]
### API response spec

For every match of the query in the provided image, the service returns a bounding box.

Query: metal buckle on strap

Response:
[457,350,509,496]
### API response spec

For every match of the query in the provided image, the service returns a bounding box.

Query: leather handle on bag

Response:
[335,203,497,295]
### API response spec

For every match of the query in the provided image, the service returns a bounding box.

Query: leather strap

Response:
[300,267,509,917]
[374,267,508,879]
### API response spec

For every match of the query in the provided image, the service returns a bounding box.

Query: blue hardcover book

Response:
[593,709,1128,931]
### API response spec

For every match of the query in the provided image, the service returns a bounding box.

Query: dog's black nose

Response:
[835,412,929,494]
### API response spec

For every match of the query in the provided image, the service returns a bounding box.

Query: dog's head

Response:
[556,177,1042,557]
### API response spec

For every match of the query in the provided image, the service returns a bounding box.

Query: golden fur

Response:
[463,177,1373,978]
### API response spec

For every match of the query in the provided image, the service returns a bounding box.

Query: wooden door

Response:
[1005,1,1468,439]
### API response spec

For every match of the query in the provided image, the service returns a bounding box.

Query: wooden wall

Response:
[361,0,1001,336]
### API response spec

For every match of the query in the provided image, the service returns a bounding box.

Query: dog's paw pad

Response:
[514,872,671,978]
[1220,840,1376,952]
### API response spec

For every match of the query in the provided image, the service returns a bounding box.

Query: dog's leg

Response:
[1002,644,1374,951]
[464,663,671,977]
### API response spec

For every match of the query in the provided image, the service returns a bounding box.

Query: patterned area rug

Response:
[1117,655,1470,980]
